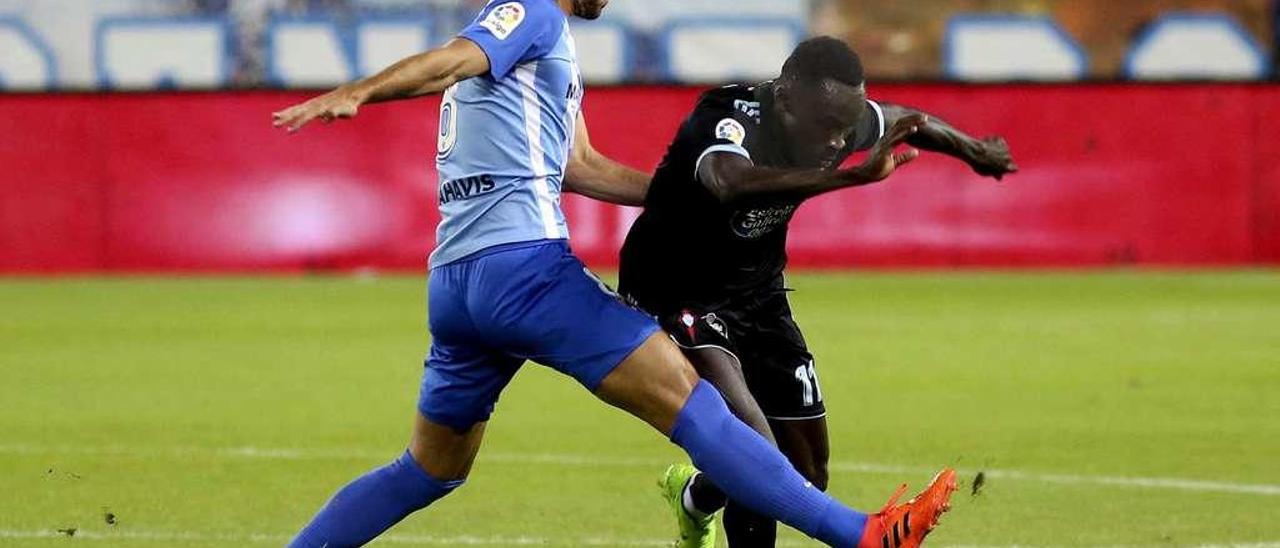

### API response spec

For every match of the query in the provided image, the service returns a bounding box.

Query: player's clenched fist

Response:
[969,136,1018,181]
[272,85,364,133]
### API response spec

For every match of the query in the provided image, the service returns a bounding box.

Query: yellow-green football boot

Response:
[658,464,717,548]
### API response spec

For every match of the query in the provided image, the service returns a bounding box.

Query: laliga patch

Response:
[715,118,746,146]
[480,2,526,40]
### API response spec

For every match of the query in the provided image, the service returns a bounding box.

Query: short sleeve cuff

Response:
[457,31,509,80]
[695,143,752,176]
[867,100,886,140]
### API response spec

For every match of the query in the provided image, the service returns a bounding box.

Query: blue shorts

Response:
[419,240,660,430]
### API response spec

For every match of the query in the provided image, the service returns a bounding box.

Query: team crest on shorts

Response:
[715,118,746,146]
[480,2,526,40]
[703,313,728,339]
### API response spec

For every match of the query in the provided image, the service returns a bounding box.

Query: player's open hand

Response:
[848,114,925,183]
[970,136,1018,181]
[272,86,363,133]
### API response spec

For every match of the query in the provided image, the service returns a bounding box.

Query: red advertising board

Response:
[1,85,1277,272]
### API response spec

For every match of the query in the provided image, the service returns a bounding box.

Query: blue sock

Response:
[671,381,867,548]
[288,450,462,548]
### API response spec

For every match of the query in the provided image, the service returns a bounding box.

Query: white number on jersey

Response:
[437,84,459,160]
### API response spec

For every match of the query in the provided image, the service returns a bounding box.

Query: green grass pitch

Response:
[1,272,1278,547]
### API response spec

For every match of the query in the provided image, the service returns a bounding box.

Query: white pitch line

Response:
[3,443,1278,497]
[975,468,1280,497]
[0,530,1276,548]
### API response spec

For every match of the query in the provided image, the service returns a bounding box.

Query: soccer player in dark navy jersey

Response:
[621,37,1017,548]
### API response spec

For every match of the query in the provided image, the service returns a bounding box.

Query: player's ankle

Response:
[681,477,710,520]
[683,472,727,519]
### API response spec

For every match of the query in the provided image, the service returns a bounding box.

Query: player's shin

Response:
[288,451,462,548]
[670,381,867,548]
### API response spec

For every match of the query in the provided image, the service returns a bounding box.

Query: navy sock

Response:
[671,381,867,548]
[288,450,462,548]
[724,501,778,547]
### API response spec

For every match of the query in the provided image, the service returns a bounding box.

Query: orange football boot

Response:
[857,468,958,548]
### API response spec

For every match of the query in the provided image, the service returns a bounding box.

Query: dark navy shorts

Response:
[655,291,823,421]
[419,240,660,430]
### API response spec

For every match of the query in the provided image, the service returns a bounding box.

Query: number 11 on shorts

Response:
[794,360,822,406]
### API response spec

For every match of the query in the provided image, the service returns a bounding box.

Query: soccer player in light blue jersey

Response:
[272,1,954,547]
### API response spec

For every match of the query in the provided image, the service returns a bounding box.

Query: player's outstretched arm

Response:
[564,113,652,206]
[880,103,1018,180]
[272,38,489,133]
[699,114,927,204]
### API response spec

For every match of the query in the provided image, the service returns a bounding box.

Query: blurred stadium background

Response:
[1,1,1278,547]
[2,0,1279,270]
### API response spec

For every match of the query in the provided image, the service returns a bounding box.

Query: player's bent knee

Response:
[409,414,487,481]
[674,358,700,389]
[596,332,701,435]
[646,334,701,401]
[656,337,702,388]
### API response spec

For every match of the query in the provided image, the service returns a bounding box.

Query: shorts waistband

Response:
[434,238,568,268]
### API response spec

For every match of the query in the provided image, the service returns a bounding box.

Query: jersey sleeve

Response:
[848,99,887,152]
[458,0,562,80]
[685,97,758,179]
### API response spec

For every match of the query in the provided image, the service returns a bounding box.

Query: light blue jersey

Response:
[430,0,584,268]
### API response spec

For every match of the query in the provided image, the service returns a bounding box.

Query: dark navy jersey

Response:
[619,83,884,313]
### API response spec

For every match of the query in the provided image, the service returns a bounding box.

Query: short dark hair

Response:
[779,36,865,88]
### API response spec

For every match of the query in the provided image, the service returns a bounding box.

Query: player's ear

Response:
[773,82,790,112]
[773,81,799,128]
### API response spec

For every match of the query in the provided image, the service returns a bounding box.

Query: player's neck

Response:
[556,0,574,16]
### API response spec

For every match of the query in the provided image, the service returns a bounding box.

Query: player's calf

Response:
[595,332,701,435]
[772,417,831,491]
[287,451,465,548]
[287,414,484,548]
